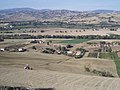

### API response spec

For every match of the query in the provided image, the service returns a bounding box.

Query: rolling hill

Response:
[0,8,120,24]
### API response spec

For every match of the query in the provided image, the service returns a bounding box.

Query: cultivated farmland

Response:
[0,39,120,89]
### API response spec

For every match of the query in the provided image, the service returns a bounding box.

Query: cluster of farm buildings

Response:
[1,39,120,59]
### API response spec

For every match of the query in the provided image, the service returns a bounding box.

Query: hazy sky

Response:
[0,0,120,11]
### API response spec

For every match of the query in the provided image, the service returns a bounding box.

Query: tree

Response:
[47,42,50,45]
[49,40,52,43]
[41,30,45,33]
[32,46,36,50]
[66,44,73,48]
[61,47,67,52]
[0,37,4,42]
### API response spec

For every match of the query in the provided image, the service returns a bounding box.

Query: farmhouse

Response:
[39,40,44,44]
[57,51,62,55]
[0,48,5,52]
[67,51,73,56]
[75,51,81,56]
[18,48,26,52]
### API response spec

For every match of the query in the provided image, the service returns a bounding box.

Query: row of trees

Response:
[1,20,120,30]
[1,34,120,39]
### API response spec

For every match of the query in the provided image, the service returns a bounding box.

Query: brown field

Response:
[1,8,120,89]
[6,28,120,36]
[39,28,120,36]
[0,52,117,76]
[0,39,120,90]
[0,51,119,89]
[0,68,120,90]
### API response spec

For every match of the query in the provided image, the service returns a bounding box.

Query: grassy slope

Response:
[110,52,120,77]
[99,52,120,77]
[99,53,112,60]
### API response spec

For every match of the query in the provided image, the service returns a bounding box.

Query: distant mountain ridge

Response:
[0,8,119,22]
[0,8,82,21]
[92,9,115,13]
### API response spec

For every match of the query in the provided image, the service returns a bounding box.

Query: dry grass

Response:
[0,52,118,77]
[0,39,120,89]
[11,28,120,36]
[0,67,120,90]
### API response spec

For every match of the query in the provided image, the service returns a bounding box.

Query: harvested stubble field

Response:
[0,51,119,90]
[1,39,120,90]
[4,28,120,36]
[0,67,120,90]
[29,28,120,36]
[0,39,30,48]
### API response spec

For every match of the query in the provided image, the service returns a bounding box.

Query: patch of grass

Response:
[99,53,112,60]
[60,39,90,44]
[99,52,120,77]
[109,52,120,77]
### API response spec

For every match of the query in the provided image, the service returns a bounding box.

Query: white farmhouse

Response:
[75,51,81,56]
[39,40,44,44]
[67,51,73,56]
[0,48,5,52]
[18,48,24,52]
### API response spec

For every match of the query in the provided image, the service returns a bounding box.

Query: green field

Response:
[109,52,120,77]
[99,53,112,60]
[60,39,90,44]
[99,52,120,77]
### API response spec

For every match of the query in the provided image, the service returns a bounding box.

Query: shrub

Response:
[92,69,114,77]
[32,46,36,50]
[84,66,90,72]
[30,40,39,43]
[66,44,73,48]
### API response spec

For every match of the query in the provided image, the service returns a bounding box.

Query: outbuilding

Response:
[18,48,26,52]
[39,40,44,44]
[0,48,4,52]
[75,51,81,56]
[67,51,73,56]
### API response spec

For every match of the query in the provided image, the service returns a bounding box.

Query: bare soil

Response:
[0,39,120,90]
[0,67,120,90]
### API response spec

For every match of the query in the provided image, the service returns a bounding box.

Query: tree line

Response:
[0,21,120,30]
[1,34,120,39]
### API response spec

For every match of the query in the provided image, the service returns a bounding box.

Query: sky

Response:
[0,0,120,11]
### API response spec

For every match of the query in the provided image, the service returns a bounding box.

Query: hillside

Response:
[0,68,120,90]
[0,8,120,24]
[0,39,120,90]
